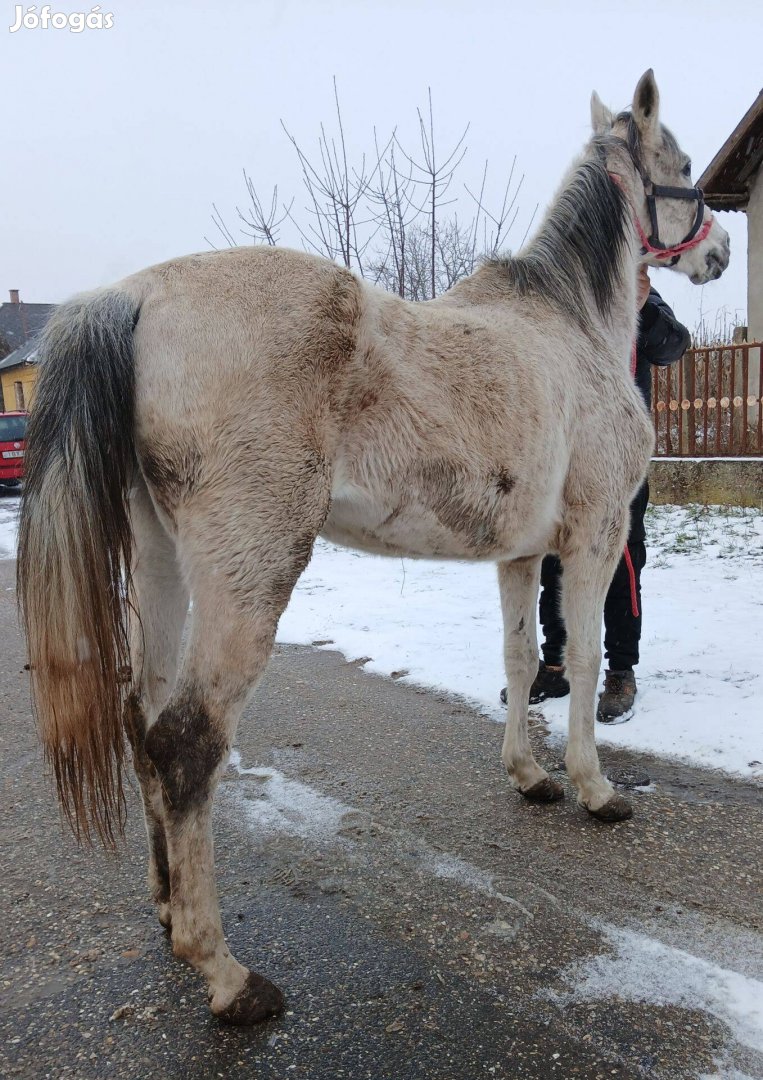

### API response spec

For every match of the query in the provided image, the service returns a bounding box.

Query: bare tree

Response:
[206,179,292,250]
[404,89,468,299]
[366,139,417,297]
[210,83,537,301]
[278,77,387,275]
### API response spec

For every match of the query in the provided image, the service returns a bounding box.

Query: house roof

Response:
[0,338,41,372]
[0,300,55,355]
[698,90,763,211]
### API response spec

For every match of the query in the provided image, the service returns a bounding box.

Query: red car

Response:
[0,411,27,490]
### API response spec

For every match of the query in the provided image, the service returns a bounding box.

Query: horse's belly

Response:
[321,505,490,559]
[321,485,554,562]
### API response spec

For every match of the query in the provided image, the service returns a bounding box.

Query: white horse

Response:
[18,70,729,1024]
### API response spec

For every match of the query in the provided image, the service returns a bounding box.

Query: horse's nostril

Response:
[706,249,728,276]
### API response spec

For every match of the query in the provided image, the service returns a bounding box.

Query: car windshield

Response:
[0,415,27,441]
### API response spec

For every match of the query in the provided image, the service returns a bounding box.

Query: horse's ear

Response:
[632,69,660,142]
[590,92,613,135]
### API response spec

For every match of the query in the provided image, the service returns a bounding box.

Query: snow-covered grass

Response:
[646,504,763,565]
[2,497,760,780]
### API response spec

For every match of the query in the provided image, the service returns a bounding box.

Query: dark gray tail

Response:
[17,289,140,845]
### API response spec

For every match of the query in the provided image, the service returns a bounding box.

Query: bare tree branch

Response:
[210,82,531,300]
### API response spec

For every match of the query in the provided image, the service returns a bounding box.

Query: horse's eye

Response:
[682,161,692,178]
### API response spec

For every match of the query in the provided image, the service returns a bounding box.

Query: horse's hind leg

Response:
[124,478,189,928]
[498,557,564,802]
[143,461,330,1024]
[560,527,633,822]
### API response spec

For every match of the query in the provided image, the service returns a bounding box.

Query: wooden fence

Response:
[651,342,763,457]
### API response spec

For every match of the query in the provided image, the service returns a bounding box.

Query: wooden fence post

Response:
[684,351,695,455]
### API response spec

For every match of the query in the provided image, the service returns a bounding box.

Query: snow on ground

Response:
[228,748,350,842]
[1,497,761,779]
[0,498,18,559]
[227,747,534,918]
[547,921,763,1058]
[278,504,763,781]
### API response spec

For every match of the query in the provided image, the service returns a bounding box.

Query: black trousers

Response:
[539,481,649,672]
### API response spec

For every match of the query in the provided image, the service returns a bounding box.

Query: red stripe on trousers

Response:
[623,544,640,618]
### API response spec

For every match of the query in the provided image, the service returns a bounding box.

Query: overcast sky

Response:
[2,0,760,336]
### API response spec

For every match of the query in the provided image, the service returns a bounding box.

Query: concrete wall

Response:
[749,165,763,344]
[649,457,763,508]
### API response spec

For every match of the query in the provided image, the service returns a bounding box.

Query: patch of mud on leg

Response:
[213,972,285,1026]
[587,792,633,822]
[521,776,565,803]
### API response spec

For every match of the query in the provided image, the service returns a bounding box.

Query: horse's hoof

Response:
[587,793,633,822]
[213,972,285,1026]
[522,776,565,803]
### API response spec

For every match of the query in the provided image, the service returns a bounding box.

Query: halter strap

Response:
[632,212,713,260]
[643,179,707,258]
[608,170,713,263]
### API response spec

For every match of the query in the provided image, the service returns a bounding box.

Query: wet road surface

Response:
[1,555,761,1079]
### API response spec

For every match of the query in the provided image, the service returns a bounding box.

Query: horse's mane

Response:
[488,139,632,337]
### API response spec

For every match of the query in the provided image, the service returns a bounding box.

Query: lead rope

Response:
[623,339,640,619]
[607,170,714,621]
[633,213,713,261]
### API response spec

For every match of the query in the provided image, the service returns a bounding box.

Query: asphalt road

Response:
[1,553,761,1080]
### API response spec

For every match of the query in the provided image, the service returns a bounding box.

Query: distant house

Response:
[0,290,55,411]
[698,90,763,341]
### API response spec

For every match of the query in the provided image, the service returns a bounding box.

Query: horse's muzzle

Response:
[706,246,730,279]
[690,239,730,284]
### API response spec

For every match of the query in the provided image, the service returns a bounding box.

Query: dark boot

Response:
[500,662,570,706]
[596,669,637,724]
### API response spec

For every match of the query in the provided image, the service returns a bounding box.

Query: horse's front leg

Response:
[560,545,633,822]
[498,557,564,803]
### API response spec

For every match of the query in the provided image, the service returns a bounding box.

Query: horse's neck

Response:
[598,160,645,357]
[523,151,641,357]
[604,264,639,362]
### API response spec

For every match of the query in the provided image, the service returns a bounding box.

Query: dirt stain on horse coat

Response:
[144,689,227,815]
[416,460,517,555]
[140,443,203,518]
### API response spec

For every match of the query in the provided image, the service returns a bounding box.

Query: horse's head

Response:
[591,69,730,285]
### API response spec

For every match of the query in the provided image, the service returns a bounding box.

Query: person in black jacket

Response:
[501,268,690,722]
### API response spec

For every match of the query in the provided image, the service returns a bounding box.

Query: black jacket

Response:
[635,287,690,408]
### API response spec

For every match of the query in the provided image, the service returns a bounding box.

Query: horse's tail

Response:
[18,287,142,846]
